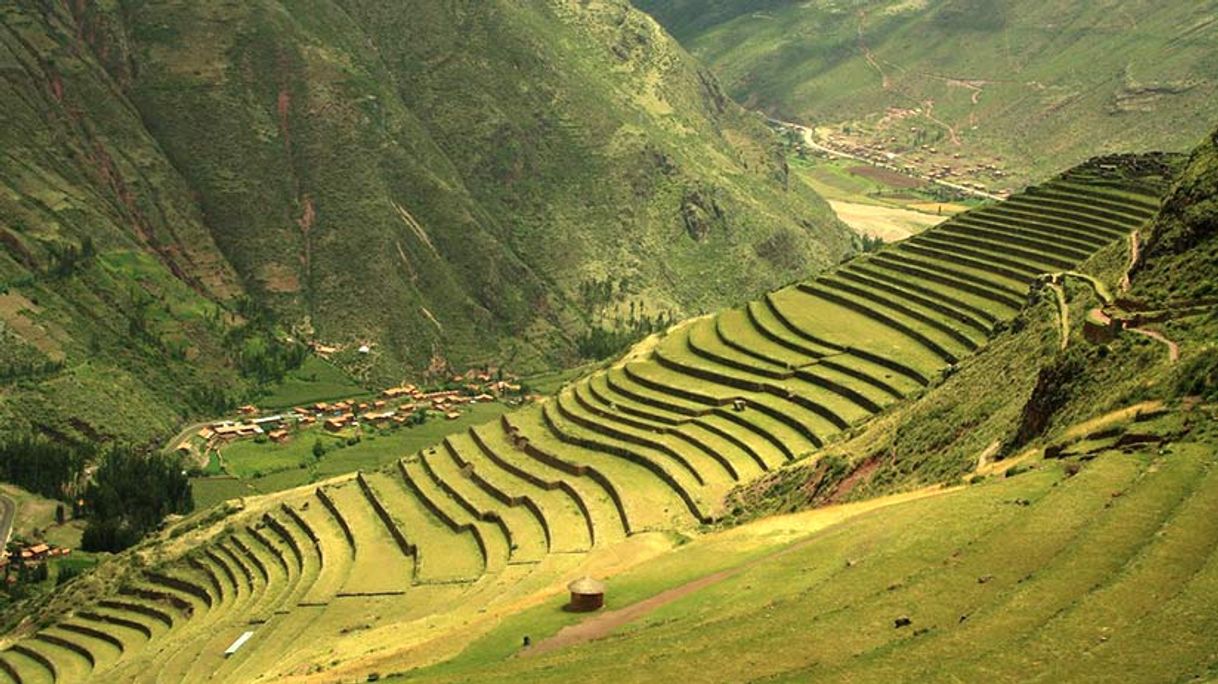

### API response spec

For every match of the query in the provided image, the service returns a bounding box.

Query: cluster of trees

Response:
[0,434,193,553]
[0,434,92,500]
[577,309,673,359]
[0,358,65,382]
[224,297,308,384]
[80,447,194,552]
[856,233,885,253]
[45,236,96,279]
[186,384,241,415]
[577,275,638,309]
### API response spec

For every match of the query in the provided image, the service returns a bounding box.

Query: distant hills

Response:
[634,0,1218,186]
[0,0,850,443]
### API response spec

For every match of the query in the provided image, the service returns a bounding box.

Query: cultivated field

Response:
[0,159,1175,682]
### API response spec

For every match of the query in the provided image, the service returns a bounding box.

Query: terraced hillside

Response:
[0,158,1174,682]
[417,413,1218,683]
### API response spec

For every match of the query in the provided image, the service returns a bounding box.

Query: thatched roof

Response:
[568,577,606,595]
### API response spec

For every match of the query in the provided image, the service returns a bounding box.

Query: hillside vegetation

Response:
[2,144,1202,681]
[0,0,850,444]
[635,0,1218,186]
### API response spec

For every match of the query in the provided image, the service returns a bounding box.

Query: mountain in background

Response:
[634,0,1218,186]
[0,0,850,444]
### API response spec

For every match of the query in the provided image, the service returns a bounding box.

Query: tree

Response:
[312,438,326,460]
[81,448,194,553]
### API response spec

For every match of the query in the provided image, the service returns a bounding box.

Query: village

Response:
[774,117,1016,200]
[177,368,527,458]
[0,541,73,588]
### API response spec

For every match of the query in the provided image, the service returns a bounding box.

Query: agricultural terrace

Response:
[0,158,1175,682]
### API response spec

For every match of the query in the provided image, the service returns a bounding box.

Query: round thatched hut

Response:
[566,577,606,612]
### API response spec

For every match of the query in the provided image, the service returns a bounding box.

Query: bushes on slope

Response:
[81,448,194,553]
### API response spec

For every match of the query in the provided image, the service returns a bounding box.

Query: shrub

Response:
[1005,464,1031,478]
[1173,348,1218,400]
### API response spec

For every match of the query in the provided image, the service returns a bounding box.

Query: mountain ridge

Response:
[0,0,851,444]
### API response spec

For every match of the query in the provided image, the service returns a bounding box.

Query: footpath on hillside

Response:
[525,487,951,656]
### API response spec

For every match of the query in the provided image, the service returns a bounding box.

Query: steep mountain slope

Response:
[0,148,1183,682]
[1132,126,1218,300]
[0,0,851,443]
[635,0,1218,186]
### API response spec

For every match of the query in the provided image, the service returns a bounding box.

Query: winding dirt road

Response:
[773,118,1004,202]
[1128,327,1180,363]
[526,487,954,657]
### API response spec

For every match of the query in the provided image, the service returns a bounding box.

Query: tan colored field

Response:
[0,292,66,361]
[905,201,971,214]
[827,199,948,241]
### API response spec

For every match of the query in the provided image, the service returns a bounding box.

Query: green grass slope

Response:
[0,150,1185,682]
[636,0,1218,186]
[415,437,1218,683]
[0,0,852,443]
[0,2,252,442]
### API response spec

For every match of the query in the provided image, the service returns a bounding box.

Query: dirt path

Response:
[1128,327,1180,363]
[526,487,953,657]
[523,564,745,657]
[1048,283,1070,350]
[1120,230,1141,293]
[856,10,891,90]
[855,12,961,146]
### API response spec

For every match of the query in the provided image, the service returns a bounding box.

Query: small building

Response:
[268,429,289,444]
[25,544,51,561]
[474,393,495,403]
[175,442,193,455]
[383,385,416,399]
[566,577,606,612]
[214,423,262,439]
[1084,308,1122,344]
[324,416,351,432]
[444,410,461,421]
[238,405,259,416]
[363,410,396,425]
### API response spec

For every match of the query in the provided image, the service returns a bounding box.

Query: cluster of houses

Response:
[1,542,71,579]
[788,122,1013,198]
[181,370,525,454]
